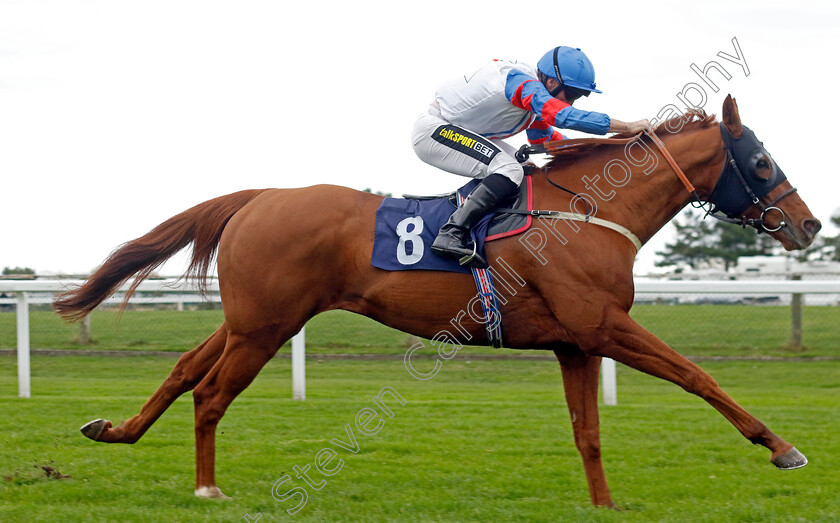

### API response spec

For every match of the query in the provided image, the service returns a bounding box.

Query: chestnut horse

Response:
[54,96,821,507]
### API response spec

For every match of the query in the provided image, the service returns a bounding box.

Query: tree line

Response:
[655,208,840,270]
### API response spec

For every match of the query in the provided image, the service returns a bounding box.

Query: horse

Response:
[53,96,821,507]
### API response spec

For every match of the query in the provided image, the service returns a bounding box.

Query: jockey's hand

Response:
[609,118,654,134]
[627,119,654,133]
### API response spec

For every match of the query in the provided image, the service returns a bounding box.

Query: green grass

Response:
[630,304,840,358]
[1,304,837,358]
[1,356,839,522]
[0,309,411,354]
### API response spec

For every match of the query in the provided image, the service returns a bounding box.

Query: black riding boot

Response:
[431,173,518,268]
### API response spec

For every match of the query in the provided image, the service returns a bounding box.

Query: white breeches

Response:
[411,108,525,186]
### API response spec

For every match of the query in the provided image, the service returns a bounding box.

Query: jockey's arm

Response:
[507,71,611,137]
[526,120,566,145]
[506,70,651,140]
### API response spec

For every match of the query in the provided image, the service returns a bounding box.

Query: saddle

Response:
[402,174,534,241]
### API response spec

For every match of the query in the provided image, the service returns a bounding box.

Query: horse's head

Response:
[708,95,821,250]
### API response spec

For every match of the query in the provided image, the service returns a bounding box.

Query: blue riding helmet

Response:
[537,46,602,94]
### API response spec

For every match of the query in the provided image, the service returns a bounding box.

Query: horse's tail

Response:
[53,189,267,322]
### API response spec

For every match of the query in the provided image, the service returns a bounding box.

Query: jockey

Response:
[412,46,652,268]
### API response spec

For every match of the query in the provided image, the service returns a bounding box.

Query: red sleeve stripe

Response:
[510,80,539,111]
[529,119,550,130]
[540,98,570,127]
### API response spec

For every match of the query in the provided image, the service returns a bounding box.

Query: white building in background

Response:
[641,256,840,280]
[733,256,840,277]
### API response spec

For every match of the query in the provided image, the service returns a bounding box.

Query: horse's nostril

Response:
[803,218,822,237]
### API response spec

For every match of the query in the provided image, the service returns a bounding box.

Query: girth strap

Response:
[495,207,643,252]
[539,213,643,252]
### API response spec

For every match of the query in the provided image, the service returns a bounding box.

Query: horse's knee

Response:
[573,428,602,461]
[193,386,225,427]
[154,361,202,407]
[683,368,719,398]
[159,367,189,398]
[169,352,207,390]
[575,331,613,358]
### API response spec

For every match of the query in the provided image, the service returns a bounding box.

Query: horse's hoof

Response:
[195,486,231,499]
[771,447,808,470]
[80,419,109,441]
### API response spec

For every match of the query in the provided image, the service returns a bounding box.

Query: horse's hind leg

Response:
[192,326,291,499]
[81,324,228,444]
[583,305,806,469]
[555,349,615,508]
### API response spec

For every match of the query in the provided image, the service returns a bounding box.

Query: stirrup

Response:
[458,242,488,268]
[458,242,479,266]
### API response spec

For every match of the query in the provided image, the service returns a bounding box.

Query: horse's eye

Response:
[751,153,774,181]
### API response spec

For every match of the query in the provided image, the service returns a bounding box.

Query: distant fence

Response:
[634,277,840,350]
[0,280,305,400]
[3,278,840,402]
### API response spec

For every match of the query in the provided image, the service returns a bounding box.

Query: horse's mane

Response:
[544,109,717,167]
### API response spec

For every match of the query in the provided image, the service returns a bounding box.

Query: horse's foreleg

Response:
[192,328,285,499]
[82,324,227,444]
[582,306,806,469]
[555,350,615,508]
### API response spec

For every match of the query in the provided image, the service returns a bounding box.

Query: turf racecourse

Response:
[3,304,840,358]
[1,354,839,522]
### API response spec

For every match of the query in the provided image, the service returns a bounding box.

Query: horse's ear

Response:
[722,94,743,137]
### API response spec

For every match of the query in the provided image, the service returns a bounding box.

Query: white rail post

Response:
[601,357,617,406]
[16,292,31,398]
[291,328,305,400]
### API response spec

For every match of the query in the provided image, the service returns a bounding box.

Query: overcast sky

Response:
[2,0,838,276]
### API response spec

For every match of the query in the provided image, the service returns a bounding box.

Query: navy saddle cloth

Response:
[371,177,532,273]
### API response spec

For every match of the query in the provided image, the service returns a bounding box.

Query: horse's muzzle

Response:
[802,218,822,240]
[778,217,822,250]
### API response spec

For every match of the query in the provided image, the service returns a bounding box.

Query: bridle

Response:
[646,125,798,233]
[514,122,798,235]
[699,124,797,233]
